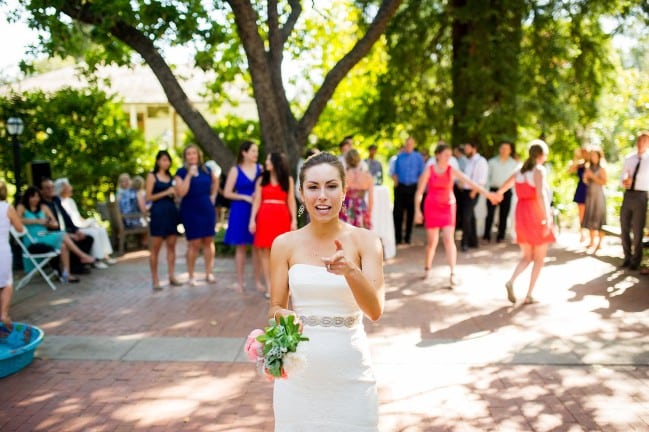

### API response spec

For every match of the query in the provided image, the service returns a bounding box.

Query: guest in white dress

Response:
[55,178,116,268]
[0,181,25,328]
[269,152,385,431]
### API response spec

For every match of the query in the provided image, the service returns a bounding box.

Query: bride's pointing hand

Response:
[322,240,356,276]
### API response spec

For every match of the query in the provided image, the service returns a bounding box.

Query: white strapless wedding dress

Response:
[273,264,379,432]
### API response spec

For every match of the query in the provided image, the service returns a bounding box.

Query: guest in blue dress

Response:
[223,140,263,293]
[175,145,218,286]
[146,150,180,290]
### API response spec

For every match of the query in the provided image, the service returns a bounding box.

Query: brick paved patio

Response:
[1,228,647,431]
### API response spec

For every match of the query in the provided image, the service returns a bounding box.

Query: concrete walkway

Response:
[1,228,648,431]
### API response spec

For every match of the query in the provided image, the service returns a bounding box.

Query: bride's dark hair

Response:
[298,152,345,191]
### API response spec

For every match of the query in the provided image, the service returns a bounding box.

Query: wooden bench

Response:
[97,201,148,256]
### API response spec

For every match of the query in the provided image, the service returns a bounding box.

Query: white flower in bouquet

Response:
[282,351,307,376]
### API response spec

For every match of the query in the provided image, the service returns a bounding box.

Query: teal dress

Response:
[23,209,65,249]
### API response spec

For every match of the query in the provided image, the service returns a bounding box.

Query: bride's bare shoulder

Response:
[273,227,307,250]
[347,224,381,250]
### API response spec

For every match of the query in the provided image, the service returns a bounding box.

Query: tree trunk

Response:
[450,0,525,156]
[229,0,402,172]
[59,1,236,169]
[112,23,236,169]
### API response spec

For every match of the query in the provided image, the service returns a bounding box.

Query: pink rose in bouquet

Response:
[245,329,264,362]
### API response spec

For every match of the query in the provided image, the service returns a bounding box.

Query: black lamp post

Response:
[6,116,24,202]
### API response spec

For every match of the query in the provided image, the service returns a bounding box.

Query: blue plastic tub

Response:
[0,322,44,378]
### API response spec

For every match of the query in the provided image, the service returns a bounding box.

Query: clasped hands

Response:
[470,188,503,205]
[488,190,504,205]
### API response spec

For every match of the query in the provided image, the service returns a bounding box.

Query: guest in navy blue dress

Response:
[223,140,263,293]
[175,145,218,286]
[146,150,180,290]
[568,146,590,242]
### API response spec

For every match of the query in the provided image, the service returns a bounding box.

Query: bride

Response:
[268,152,385,431]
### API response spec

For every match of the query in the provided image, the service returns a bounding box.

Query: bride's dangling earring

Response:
[298,204,305,217]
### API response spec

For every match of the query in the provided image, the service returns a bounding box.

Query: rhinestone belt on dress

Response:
[299,315,360,328]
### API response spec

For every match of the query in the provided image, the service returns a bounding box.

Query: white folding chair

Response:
[10,227,60,291]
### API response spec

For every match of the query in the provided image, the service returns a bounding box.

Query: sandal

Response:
[152,285,163,291]
[449,273,460,288]
[505,281,516,304]
[60,273,80,283]
[523,296,537,305]
[169,278,183,287]
[206,274,216,283]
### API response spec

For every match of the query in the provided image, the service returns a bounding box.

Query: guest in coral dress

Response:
[497,140,556,305]
[414,143,498,288]
[249,152,297,298]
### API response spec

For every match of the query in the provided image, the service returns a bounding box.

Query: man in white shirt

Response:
[484,142,520,242]
[459,142,488,251]
[619,131,649,271]
[452,145,468,229]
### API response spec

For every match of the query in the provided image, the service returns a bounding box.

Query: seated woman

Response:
[54,178,117,268]
[116,173,146,228]
[17,186,95,283]
[131,175,151,213]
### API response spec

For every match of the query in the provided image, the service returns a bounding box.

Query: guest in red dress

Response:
[249,152,297,298]
[414,143,498,288]
[497,140,556,305]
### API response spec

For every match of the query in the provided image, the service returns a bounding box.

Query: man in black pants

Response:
[620,131,649,271]
[459,142,488,251]
[391,136,424,244]
[484,142,519,242]
[40,178,95,274]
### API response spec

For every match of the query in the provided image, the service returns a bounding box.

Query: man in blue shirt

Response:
[392,136,424,244]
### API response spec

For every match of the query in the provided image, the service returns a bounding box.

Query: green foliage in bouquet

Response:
[257,315,309,378]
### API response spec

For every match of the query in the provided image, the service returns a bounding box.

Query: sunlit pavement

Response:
[1,227,647,431]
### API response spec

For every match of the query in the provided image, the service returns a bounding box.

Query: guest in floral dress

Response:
[339,149,373,229]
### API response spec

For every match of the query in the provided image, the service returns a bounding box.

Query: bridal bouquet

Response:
[245,315,309,380]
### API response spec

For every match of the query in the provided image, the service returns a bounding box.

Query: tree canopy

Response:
[0,87,144,209]
[359,0,649,158]
[4,0,649,177]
